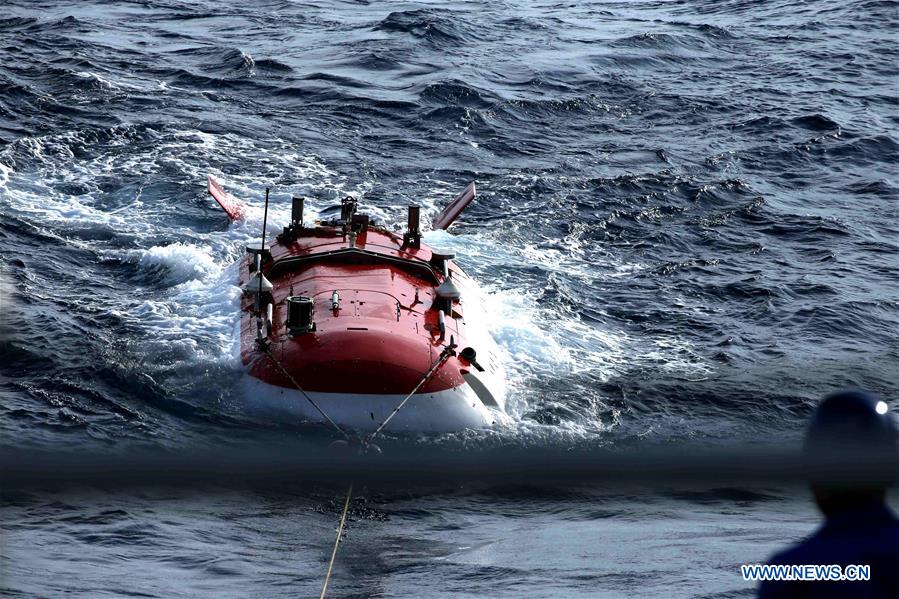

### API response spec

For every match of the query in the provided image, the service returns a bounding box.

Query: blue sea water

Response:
[0,0,897,597]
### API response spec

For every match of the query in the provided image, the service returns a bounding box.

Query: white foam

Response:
[0,162,11,188]
[137,243,219,286]
[74,70,169,93]
[423,222,712,442]
[74,71,116,89]
[130,264,243,370]
[423,228,631,378]
[0,128,340,369]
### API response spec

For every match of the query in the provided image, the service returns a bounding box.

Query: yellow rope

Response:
[320,483,353,599]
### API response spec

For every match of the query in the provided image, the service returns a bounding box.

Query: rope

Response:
[368,343,456,442]
[265,342,454,597]
[261,344,352,598]
[260,344,350,439]
[320,483,353,599]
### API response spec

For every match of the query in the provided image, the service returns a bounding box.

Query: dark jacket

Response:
[759,503,899,598]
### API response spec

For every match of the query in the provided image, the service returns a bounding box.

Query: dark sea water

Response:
[1,0,897,597]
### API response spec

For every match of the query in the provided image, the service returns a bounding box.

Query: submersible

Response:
[208,176,507,433]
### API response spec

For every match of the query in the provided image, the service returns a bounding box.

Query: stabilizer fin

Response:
[207,175,246,220]
[432,181,476,230]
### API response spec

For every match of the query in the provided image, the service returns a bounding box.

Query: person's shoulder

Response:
[766,509,899,568]
[766,538,816,566]
[765,523,832,566]
[758,545,806,599]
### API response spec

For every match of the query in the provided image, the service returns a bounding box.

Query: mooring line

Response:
[367,342,456,442]
[313,344,455,596]
[320,483,353,599]
[259,346,354,598]
[263,339,455,598]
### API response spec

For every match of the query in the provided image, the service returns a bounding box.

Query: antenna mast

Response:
[257,187,270,312]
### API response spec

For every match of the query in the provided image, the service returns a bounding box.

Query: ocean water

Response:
[1,0,897,597]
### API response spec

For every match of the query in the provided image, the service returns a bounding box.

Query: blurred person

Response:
[760,390,899,598]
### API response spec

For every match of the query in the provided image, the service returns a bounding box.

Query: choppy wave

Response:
[2,1,899,597]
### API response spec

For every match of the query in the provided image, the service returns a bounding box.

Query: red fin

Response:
[432,181,476,230]
[207,175,246,220]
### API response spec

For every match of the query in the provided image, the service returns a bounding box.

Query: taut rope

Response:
[319,483,353,599]
[260,344,350,440]
[367,342,457,442]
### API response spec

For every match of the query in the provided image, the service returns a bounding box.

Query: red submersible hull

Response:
[210,176,507,433]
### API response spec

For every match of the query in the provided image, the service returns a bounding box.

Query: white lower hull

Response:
[240,375,507,433]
